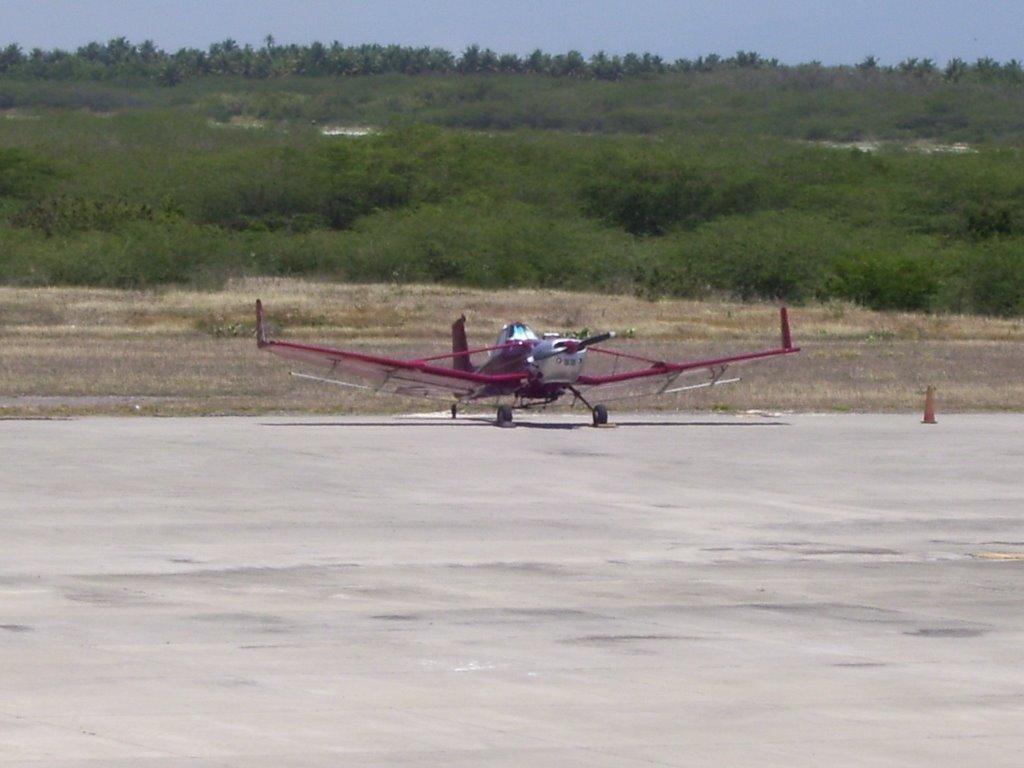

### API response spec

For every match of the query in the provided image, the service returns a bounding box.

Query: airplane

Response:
[255,299,799,426]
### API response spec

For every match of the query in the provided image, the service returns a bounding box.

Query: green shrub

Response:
[0,148,57,197]
[28,220,239,288]
[957,242,1024,316]
[825,252,939,311]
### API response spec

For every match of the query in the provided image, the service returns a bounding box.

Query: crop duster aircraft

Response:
[256,300,799,426]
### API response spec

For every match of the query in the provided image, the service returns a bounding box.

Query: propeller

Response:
[575,330,616,350]
[545,331,617,357]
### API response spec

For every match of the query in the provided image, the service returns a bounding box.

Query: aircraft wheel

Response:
[592,404,609,426]
[451,404,458,419]
[496,404,514,427]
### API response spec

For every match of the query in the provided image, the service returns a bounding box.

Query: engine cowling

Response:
[530,338,587,384]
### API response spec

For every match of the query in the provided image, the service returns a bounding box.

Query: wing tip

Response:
[780,307,794,351]
[256,298,269,347]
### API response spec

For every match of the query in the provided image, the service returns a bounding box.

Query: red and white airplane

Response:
[256,299,799,426]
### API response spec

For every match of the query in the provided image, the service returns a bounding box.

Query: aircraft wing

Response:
[255,300,526,401]
[575,308,800,400]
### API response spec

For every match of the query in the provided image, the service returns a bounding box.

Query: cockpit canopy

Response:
[496,322,539,346]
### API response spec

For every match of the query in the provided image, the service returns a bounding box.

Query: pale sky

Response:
[0,0,1019,66]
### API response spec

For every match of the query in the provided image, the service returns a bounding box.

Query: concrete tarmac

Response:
[2,412,1023,766]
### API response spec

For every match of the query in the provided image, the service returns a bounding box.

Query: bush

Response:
[27,220,239,288]
[660,211,844,303]
[581,163,714,235]
[0,148,57,198]
[957,242,1024,316]
[825,252,939,311]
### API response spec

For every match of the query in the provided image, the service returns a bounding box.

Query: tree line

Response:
[3,38,1024,86]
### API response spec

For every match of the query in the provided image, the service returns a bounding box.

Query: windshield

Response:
[499,322,538,344]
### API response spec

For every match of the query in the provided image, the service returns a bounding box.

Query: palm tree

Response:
[139,39,159,64]
[458,44,482,74]
[525,48,551,75]
[0,44,24,73]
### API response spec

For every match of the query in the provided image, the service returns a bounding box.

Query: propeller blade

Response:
[576,330,616,350]
[534,331,617,361]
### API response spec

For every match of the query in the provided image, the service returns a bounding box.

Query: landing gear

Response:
[496,404,514,427]
[567,386,610,427]
[451,403,458,419]
[492,395,608,427]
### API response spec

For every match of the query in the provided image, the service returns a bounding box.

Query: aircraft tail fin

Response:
[780,307,794,351]
[451,314,473,372]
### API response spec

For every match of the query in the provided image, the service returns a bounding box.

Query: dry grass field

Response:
[2,278,1022,417]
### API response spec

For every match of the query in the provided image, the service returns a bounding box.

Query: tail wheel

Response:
[592,404,609,426]
[496,404,514,427]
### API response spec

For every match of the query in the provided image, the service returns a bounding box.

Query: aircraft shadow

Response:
[262,417,789,430]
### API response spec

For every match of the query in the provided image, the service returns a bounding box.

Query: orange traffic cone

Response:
[922,385,937,424]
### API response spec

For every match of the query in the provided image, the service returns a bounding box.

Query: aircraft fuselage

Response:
[474,325,588,401]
